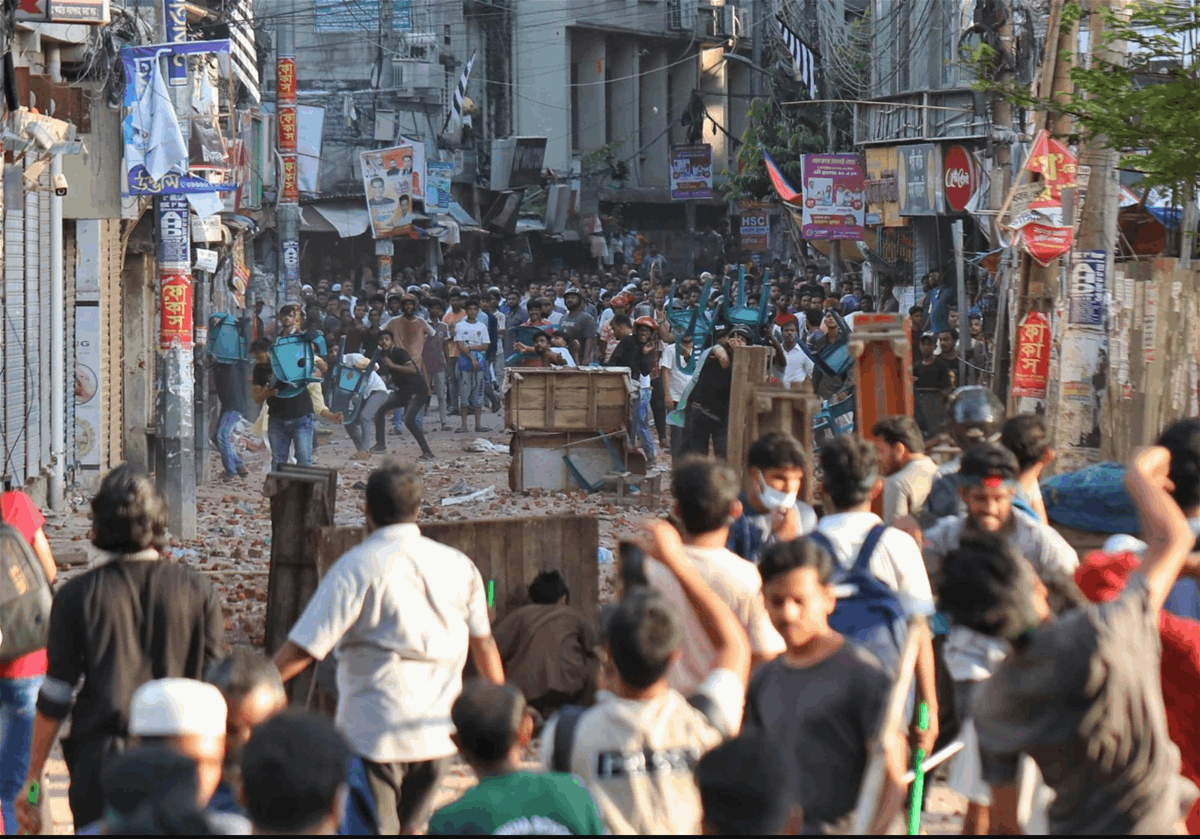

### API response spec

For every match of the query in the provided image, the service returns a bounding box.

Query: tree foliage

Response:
[721,97,823,204]
[974,1,1200,191]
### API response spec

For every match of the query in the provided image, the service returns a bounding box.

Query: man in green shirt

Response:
[428,680,604,835]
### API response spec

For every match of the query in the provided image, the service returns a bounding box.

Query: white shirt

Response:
[453,318,490,349]
[659,343,696,403]
[815,511,935,616]
[780,343,815,387]
[341,353,389,396]
[551,346,575,366]
[287,523,491,762]
[645,546,785,696]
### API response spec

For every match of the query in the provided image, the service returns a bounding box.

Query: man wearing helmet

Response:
[918,385,1006,528]
[608,315,659,464]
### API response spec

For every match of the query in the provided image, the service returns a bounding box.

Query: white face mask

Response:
[755,470,797,513]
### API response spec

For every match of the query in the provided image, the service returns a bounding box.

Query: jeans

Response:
[637,386,657,462]
[0,675,43,834]
[267,413,314,471]
[215,409,245,475]
[347,391,390,452]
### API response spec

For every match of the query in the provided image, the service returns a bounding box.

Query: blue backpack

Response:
[206,314,247,364]
[808,525,906,674]
[268,334,322,398]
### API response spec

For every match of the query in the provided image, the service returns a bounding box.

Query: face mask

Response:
[756,470,797,512]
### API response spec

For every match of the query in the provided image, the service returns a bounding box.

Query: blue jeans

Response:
[215,409,245,475]
[0,675,43,834]
[637,386,657,462]
[267,413,314,471]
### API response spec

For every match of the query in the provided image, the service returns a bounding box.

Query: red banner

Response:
[1012,311,1051,399]
[1024,129,1077,210]
[160,272,193,350]
[276,57,297,103]
[1022,223,1074,267]
[277,105,297,153]
[281,156,299,203]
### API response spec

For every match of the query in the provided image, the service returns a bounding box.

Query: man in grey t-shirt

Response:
[939,445,1199,835]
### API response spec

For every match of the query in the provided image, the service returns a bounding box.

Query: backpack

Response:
[328,342,382,425]
[206,314,248,364]
[0,521,53,662]
[808,525,907,674]
[268,333,322,398]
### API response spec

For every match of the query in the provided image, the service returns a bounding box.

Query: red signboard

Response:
[280,156,299,202]
[276,57,297,103]
[1012,311,1051,399]
[1022,223,1074,267]
[943,145,974,212]
[1024,129,1077,210]
[277,105,297,153]
[160,272,193,349]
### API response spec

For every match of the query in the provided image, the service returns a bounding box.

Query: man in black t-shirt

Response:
[683,326,750,458]
[912,332,953,436]
[374,331,435,460]
[16,467,223,832]
[252,357,316,471]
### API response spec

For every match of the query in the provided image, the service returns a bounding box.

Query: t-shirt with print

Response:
[744,641,890,833]
[558,311,597,354]
[428,772,605,836]
[644,548,785,695]
[973,573,1193,835]
[539,668,744,835]
[287,523,491,763]
[454,318,491,355]
[0,491,47,678]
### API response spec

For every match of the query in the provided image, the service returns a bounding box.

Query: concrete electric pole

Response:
[277,0,301,305]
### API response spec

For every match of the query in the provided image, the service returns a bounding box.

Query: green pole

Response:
[907,701,929,835]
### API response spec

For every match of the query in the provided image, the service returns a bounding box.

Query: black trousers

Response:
[683,404,727,458]
[651,375,668,446]
[63,734,130,829]
[374,388,434,455]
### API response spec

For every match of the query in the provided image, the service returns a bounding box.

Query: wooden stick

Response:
[852,616,929,835]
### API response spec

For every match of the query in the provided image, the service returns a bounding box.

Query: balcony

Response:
[853,88,991,147]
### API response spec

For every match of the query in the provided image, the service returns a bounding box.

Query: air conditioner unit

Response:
[392,59,437,96]
[697,3,730,39]
[666,0,697,31]
[732,6,749,41]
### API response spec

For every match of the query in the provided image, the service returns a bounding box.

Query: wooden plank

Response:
[738,388,821,503]
[726,346,772,469]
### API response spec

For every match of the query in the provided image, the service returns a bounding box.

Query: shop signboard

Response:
[897,143,944,216]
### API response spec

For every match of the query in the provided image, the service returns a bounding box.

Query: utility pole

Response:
[277,0,300,306]
[156,0,197,538]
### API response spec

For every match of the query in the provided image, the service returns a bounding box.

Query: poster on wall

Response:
[800,154,865,240]
[74,303,101,469]
[670,144,713,201]
[360,145,422,238]
[739,201,770,251]
[1068,250,1107,326]
[1058,328,1107,452]
[426,161,453,214]
[897,143,944,216]
[1011,311,1051,399]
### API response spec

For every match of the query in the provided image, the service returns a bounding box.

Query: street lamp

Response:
[721,52,772,76]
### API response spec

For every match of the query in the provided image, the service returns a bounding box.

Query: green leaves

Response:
[720,97,824,203]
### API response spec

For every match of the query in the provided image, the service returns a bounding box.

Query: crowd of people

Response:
[216,252,997,473]
[3,392,1200,834]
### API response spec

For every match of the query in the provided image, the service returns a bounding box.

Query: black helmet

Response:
[948,386,1005,449]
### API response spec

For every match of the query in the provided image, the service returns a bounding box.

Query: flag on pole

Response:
[776,15,818,99]
[763,149,801,205]
[441,51,476,142]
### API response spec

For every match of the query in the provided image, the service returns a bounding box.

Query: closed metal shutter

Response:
[4,164,27,483]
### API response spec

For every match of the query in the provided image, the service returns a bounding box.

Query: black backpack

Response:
[0,521,52,662]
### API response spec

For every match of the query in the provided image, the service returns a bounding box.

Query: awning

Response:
[448,201,484,231]
[299,201,371,238]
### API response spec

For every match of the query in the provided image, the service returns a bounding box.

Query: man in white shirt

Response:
[453,298,493,434]
[339,352,392,461]
[274,464,505,834]
[813,435,939,757]
[768,314,814,389]
[660,334,697,457]
[644,457,785,695]
[542,516,750,835]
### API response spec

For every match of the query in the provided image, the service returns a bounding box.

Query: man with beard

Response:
[558,287,597,365]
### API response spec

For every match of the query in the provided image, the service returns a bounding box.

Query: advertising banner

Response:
[361,145,421,238]
[800,154,865,240]
[897,143,943,216]
[1022,223,1074,267]
[426,161,453,214]
[1069,250,1107,327]
[942,145,976,213]
[1025,129,1078,210]
[670,144,713,201]
[738,201,770,251]
[281,156,299,203]
[1012,311,1051,399]
[157,194,190,265]
[160,272,193,349]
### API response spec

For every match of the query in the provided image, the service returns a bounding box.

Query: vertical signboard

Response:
[162,0,188,86]
[800,154,865,240]
[897,143,944,216]
[427,161,453,214]
[669,144,713,201]
[1068,250,1107,327]
[738,201,770,251]
[158,193,192,349]
[1011,311,1051,399]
